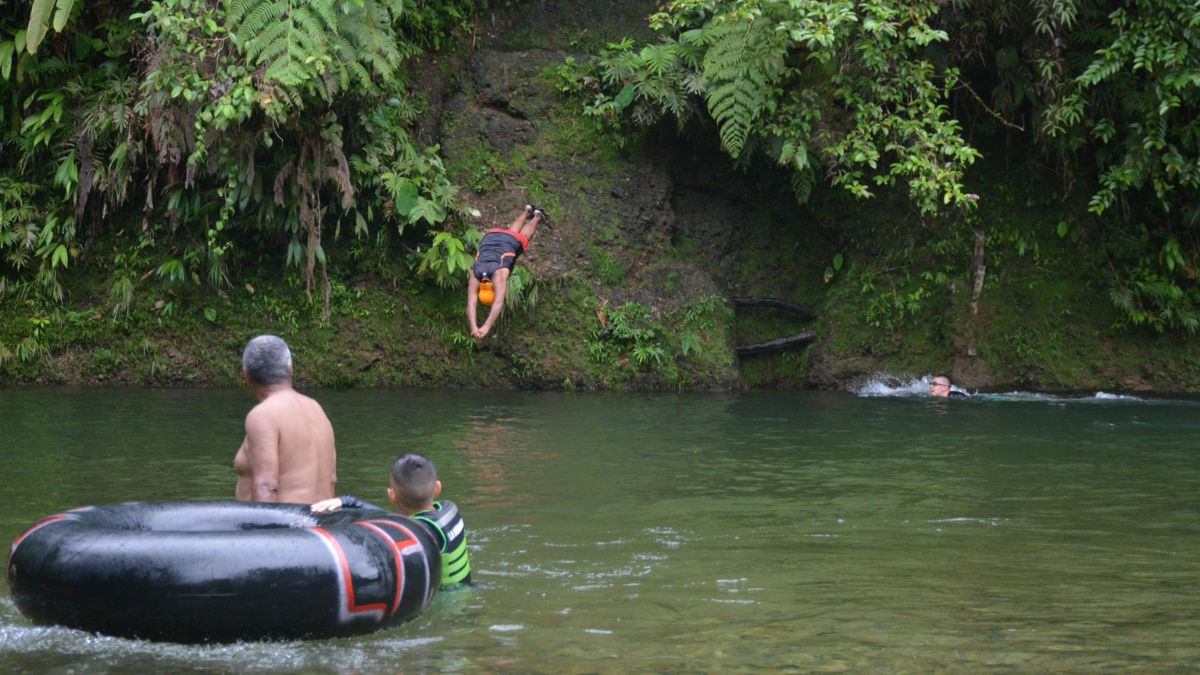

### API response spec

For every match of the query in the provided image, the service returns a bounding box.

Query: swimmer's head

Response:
[478,279,495,305]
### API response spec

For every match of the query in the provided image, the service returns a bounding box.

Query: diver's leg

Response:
[514,209,543,239]
[508,204,534,230]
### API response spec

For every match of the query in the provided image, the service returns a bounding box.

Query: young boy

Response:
[311,454,472,588]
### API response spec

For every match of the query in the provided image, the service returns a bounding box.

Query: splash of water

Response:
[851,372,1176,403]
[852,373,938,397]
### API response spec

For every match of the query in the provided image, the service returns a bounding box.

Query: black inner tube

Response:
[7,501,441,643]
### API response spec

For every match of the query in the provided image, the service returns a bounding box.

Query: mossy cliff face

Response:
[5,0,1200,392]
[433,41,742,390]
[0,1,736,391]
[431,0,1198,394]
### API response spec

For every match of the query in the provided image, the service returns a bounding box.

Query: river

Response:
[2,385,1198,672]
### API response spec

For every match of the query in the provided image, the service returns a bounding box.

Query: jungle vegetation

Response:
[582,0,1200,334]
[1,0,1198,376]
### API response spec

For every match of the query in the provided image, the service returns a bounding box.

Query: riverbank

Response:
[3,0,1199,393]
[4,156,1198,394]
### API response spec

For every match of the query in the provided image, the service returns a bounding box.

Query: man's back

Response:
[236,389,336,503]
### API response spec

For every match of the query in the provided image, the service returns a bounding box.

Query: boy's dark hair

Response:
[390,454,438,510]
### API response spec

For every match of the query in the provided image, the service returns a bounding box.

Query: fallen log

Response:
[732,297,817,320]
[736,330,816,356]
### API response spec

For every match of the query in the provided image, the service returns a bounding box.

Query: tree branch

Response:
[957,80,1025,132]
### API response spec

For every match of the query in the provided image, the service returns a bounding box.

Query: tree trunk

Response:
[736,330,816,356]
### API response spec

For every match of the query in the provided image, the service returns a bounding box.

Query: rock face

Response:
[431,22,745,389]
[440,47,679,277]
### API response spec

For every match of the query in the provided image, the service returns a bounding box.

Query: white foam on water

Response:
[851,372,1200,404]
[927,517,1002,526]
[853,373,931,397]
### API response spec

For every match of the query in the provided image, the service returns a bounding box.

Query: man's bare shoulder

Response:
[247,389,330,427]
[297,390,332,415]
[246,391,297,422]
[244,402,279,432]
[286,391,328,417]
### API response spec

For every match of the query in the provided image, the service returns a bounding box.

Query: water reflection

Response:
[455,409,531,510]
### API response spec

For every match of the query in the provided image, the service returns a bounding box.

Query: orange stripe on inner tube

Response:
[310,527,388,617]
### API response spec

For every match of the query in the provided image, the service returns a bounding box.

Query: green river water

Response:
[1,385,1197,672]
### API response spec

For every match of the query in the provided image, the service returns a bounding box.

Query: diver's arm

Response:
[466,274,481,337]
[477,272,507,339]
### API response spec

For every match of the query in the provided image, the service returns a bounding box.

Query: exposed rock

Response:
[670,187,745,289]
[435,27,742,389]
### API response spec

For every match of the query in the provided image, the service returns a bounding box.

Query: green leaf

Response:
[0,41,12,80]
[156,259,185,283]
[286,239,304,267]
[833,253,843,271]
[53,0,76,32]
[1056,221,1069,238]
[25,0,54,54]
[792,142,807,170]
[391,179,418,216]
[408,198,446,225]
[614,84,636,110]
[680,332,702,357]
[203,307,218,323]
[50,244,68,269]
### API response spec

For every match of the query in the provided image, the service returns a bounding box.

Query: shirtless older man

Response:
[233,335,337,503]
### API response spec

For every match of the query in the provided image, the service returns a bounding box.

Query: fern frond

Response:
[338,5,404,80]
[229,0,414,104]
[378,0,404,17]
[225,0,258,25]
[790,165,814,205]
[349,61,375,92]
[249,22,290,64]
[700,18,784,158]
[265,55,303,87]
[641,43,678,77]
[237,2,286,54]
[314,1,340,31]
[363,50,395,81]
[291,8,329,49]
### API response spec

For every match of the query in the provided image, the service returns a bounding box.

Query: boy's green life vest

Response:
[413,500,472,587]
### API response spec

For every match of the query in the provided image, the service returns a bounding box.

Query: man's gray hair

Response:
[242,335,293,385]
